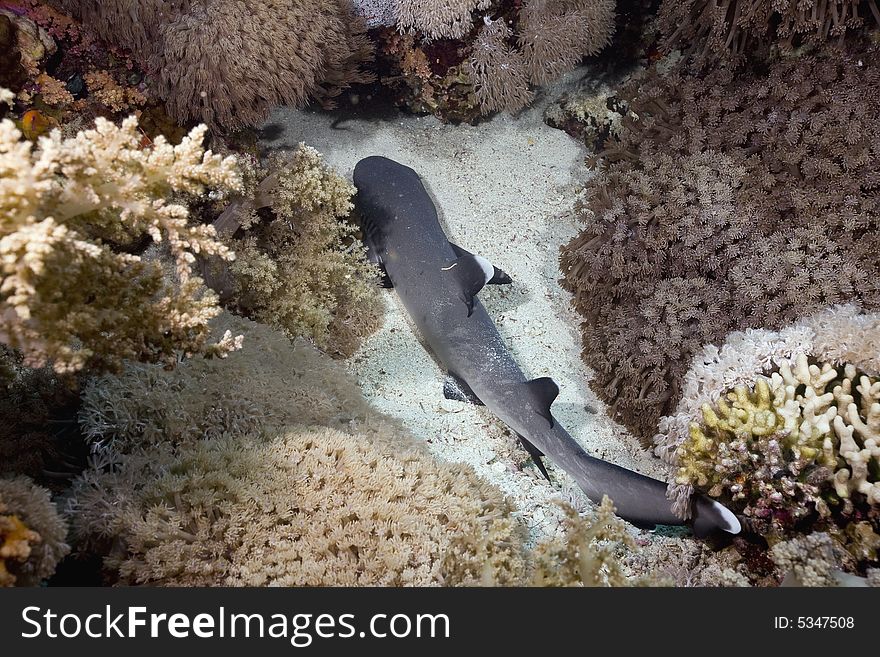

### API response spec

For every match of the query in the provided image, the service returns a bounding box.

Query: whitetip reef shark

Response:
[353,155,740,536]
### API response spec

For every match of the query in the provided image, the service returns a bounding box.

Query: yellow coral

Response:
[228,144,382,357]
[0,513,40,587]
[0,476,68,586]
[0,98,242,372]
[35,73,73,106]
[83,70,146,113]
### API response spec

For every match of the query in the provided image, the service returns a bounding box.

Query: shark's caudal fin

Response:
[691,494,742,537]
[449,242,512,284]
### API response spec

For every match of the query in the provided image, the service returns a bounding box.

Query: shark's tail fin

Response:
[690,494,742,537]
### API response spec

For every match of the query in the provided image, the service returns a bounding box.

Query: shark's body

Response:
[353,155,739,535]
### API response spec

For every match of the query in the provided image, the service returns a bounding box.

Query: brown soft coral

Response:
[659,0,880,67]
[560,48,880,442]
[52,0,375,130]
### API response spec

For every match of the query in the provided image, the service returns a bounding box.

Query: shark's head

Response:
[690,494,742,537]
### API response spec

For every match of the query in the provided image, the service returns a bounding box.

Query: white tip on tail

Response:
[473,254,495,285]
[710,499,741,534]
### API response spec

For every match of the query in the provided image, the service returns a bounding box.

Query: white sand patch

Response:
[263,70,727,581]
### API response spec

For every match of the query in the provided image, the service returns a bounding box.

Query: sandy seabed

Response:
[263,70,731,584]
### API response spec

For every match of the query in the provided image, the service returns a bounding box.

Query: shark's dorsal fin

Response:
[443,254,493,316]
[443,373,484,405]
[521,377,559,428]
[449,242,512,285]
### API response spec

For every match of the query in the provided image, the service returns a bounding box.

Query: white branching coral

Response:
[656,305,880,544]
[0,104,242,373]
[394,0,492,40]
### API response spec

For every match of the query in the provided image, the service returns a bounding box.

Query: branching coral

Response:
[0,107,241,373]
[54,0,375,130]
[83,70,146,113]
[560,48,880,442]
[224,145,382,358]
[657,305,880,566]
[659,0,880,67]
[0,475,69,586]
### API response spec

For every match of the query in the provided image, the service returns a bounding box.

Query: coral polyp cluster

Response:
[658,306,880,565]
[677,355,879,534]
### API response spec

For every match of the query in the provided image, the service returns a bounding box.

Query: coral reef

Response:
[69,426,526,586]
[71,312,526,585]
[657,305,880,567]
[82,70,147,113]
[378,0,617,119]
[77,313,389,454]
[74,312,660,586]
[560,48,880,442]
[0,475,69,586]
[659,0,880,67]
[52,0,376,130]
[466,17,534,115]
[395,0,492,39]
[0,106,242,373]
[222,145,382,358]
[518,0,616,85]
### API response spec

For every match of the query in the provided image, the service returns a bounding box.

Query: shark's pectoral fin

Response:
[449,242,512,285]
[516,433,551,482]
[443,373,484,405]
[377,265,393,289]
[520,377,560,428]
[363,237,393,288]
